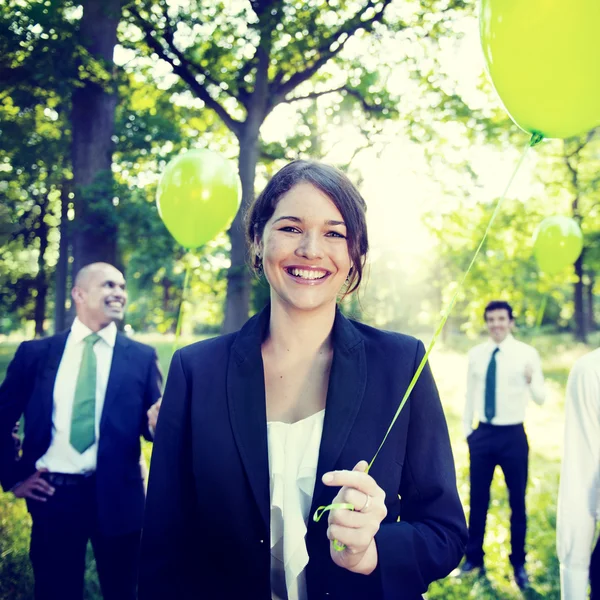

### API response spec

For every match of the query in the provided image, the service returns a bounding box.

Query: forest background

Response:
[1,0,599,598]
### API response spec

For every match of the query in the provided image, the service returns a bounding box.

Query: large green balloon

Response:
[157,149,241,248]
[533,216,583,276]
[480,0,600,139]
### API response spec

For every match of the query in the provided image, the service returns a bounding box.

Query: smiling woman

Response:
[252,182,353,314]
[139,160,467,600]
[247,161,368,299]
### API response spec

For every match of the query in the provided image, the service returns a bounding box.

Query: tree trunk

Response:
[34,195,50,337]
[162,277,171,313]
[587,272,596,332]
[221,125,261,334]
[54,183,70,332]
[574,252,586,342]
[71,0,121,277]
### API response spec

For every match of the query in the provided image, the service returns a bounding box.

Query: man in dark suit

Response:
[0,262,162,600]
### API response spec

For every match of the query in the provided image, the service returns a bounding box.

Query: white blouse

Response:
[267,409,325,600]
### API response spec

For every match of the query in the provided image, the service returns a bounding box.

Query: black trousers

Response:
[27,474,140,600]
[465,423,528,567]
[591,536,600,599]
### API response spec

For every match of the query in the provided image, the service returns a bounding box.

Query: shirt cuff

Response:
[560,563,589,600]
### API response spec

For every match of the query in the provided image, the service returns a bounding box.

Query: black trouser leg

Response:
[92,530,141,600]
[498,425,529,567]
[590,537,600,599]
[28,482,94,600]
[465,427,497,565]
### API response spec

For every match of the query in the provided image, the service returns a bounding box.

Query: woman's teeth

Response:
[288,268,327,280]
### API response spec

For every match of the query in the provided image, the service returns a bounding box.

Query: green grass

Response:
[0,333,593,599]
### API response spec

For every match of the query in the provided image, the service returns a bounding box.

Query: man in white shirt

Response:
[557,349,600,600]
[460,301,545,589]
[0,263,162,600]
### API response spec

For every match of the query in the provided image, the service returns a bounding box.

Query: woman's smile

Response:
[284,266,331,284]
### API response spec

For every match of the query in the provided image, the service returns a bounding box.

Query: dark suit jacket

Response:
[139,307,467,599]
[0,330,162,536]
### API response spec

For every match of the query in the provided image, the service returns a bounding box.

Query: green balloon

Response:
[480,0,600,139]
[533,216,583,275]
[157,149,241,248]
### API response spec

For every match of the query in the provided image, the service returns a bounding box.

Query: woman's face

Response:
[257,182,352,315]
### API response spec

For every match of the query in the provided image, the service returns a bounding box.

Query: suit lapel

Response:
[227,308,271,530]
[39,332,70,425]
[226,307,367,530]
[310,311,367,513]
[100,334,130,430]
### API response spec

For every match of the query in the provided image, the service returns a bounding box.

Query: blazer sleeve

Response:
[138,349,196,599]
[0,342,38,491]
[374,340,468,597]
[140,349,163,442]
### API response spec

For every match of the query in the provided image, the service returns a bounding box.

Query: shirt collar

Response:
[487,333,514,352]
[71,317,117,348]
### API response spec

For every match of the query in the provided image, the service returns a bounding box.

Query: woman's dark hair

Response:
[245,160,369,295]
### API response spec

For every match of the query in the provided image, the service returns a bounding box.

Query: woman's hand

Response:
[322,460,387,575]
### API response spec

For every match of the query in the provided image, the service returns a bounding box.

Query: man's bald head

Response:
[74,262,121,290]
[71,263,127,331]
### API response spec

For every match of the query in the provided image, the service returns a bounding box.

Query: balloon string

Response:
[311,135,536,544]
[364,134,536,474]
[173,262,192,355]
[313,503,356,551]
[535,294,547,331]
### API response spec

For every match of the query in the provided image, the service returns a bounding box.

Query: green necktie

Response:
[70,333,101,453]
[484,347,500,423]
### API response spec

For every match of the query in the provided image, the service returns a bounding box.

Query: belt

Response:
[43,472,95,486]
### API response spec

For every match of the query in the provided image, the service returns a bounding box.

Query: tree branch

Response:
[285,86,346,103]
[271,0,394,106]
[343,86,388,113]
[129,6,243,136]
[284,85,387,114]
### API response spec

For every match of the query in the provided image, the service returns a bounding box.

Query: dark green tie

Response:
[484,347,500,423]
[70,333,100,453]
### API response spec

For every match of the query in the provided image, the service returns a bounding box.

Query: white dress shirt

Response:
[557,348,600,600]
[463,334,545,437]
[36,318,117,474]
[267,409,325,600]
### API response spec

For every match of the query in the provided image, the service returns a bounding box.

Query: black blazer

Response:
[139,307,466,599]
[0,330,162,536]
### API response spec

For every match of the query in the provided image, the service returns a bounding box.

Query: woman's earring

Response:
[255,254,263,276]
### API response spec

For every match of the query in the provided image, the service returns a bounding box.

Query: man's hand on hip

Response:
[12,469,55,502]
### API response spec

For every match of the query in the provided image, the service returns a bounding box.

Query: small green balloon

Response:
[480,0,600,139]
[157,149,241,248]
[533,216,583,276]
